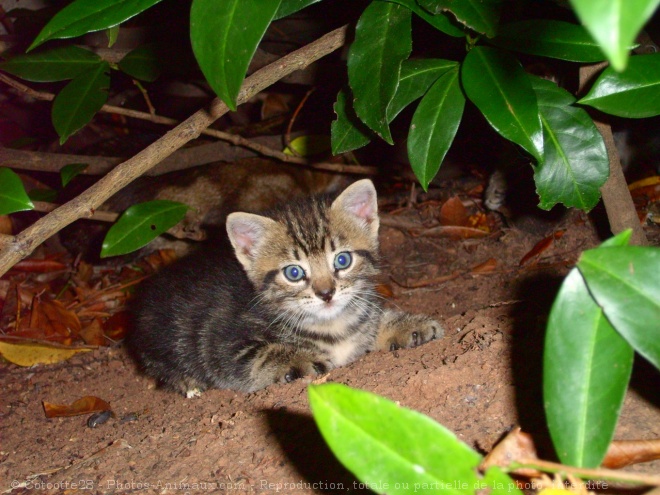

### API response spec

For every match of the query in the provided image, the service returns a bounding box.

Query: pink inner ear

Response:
[346,189,376,222]
[229,220,261,256]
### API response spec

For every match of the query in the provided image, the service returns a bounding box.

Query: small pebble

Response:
[87,410,114,428]
[119,412,139,424]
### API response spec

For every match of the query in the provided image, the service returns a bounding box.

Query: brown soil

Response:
[2,213,659,495]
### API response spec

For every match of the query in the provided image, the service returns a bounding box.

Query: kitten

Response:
[128,179,443,396]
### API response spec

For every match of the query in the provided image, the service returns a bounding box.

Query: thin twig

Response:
[285,87,316,154]
[1,71,376,175]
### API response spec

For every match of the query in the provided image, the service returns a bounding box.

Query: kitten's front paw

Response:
[249,344,332,390]
[282,359,330,383]
[377,313,443,352]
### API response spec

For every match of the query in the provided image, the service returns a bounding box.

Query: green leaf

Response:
[569,0,659,71]
[101,200,189,258]
[578,53,660,118]
[118,44,161,82]
[52,62,110,145]
[578,246,660,370]
[190,0,281,111]
[106,25,119,47]
[274,0,322,20]
[490,20,608,62]
[332,59,458,155]
[331,87,375,155]
[462,46,543,163]
[283,135,330,157]
[408,69,465,191]
[418,0,501,38]
[60,163,89,187]
[531,76,608,211]
[386,0,464,38]
[29,0,165,51]
[600,229,632,248]
[28,188,58,203]
[388,58,459,121]
[348,1,412,144]
[0,167,34,215]
[309,383,483,494]
[0,45,102,82]
[544,267,634,468]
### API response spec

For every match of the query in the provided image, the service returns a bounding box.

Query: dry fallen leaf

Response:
[80,319,106,346]
[481,426,540,477]
[0,339,92,366]
[602,439,660,469]
[519,230,566,266]
[10,258,68,273]
[33,298,82,338]
[103,311,131,341]
[471,258,498,274]
[439,196,469,226]
[43,396,112,418]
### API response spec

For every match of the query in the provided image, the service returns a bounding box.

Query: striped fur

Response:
[128,180,443,395]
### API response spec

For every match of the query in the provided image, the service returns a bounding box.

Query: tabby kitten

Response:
[129,180,442,396]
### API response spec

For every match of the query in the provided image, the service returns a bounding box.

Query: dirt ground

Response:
[2,206,659,495]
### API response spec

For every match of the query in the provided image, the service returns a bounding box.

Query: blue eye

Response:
[283,265,305,282]
[334,252,352,270]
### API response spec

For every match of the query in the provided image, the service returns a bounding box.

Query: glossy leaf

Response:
[332,59,457,154]
[309,383,484,493]
[388,58,459,121]
[578,53,660,118]
[190,0,281,111]
[545,267,633,468]
[578,246,660,370]
[462,46,543,163]
[61,163,89,187]
[0,167,34,215]
[29,0,165,51]
[531,77,608,211]
[274,0,322,20]
[408,69,465,190]
[118,44,161,82]
[491,20,608,62]
[418,0,501,37]
[348,1,412,144]
[101,200,189,258]
[331,87,374,155]
[387,0,464,37]
[569,0,659,71]
[0,45,102,82]
[52,62,110,144]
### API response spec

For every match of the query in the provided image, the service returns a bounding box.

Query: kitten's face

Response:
[226,180,380,327]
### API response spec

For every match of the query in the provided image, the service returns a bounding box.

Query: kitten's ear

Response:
[226,212,277,269]
[331,179,379,235]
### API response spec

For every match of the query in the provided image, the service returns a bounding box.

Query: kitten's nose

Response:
[315,287,335,303]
